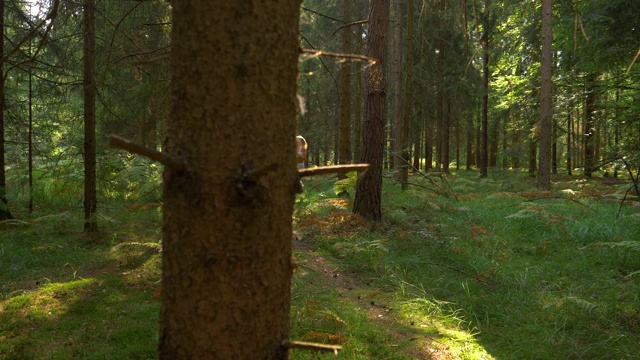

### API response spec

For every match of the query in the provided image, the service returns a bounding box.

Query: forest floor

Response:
[292,235,455,359]
[1,169,639,359]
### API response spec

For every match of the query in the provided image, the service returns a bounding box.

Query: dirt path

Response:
[293,235,453,359]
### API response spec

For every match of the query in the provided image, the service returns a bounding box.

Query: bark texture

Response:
[160,1,301,358]
[0,0,9,220]
[353,0,390,221]
[83,0,97,232]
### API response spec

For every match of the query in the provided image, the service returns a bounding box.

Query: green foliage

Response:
[333,171,358,197]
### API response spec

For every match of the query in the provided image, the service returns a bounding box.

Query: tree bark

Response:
[389,0,402,172]
[0,0,8,220]
[353,0,390,222]
[537,0,553,190]
[584,74,598,177]
[479,15,489,178]
[83,0,97,232]
[338,0,352,180]
[400,0,413,188]
[159,1,300,358]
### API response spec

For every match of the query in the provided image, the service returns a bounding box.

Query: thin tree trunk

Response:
[389,0,402,172]
[83,0,97,232]
[353,0,389,222]
[567,105,572,175]
[584,74,597,177]
[537,0,553,190]
[466,113,474,169]
[29,43,33,214]
[0,0,9,220]
[442,95,450,172]
[338,0,352,180]
[479,21,489,178]
[352,1,364,162]
[400,0,413,189]
[528,136,537,177]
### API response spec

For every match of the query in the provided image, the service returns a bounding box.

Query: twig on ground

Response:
[282,340,342,355]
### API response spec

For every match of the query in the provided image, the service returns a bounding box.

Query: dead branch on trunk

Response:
[108,134,186,171]
[299,164,369,178]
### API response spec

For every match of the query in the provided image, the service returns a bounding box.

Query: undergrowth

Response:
[293,171,640,359]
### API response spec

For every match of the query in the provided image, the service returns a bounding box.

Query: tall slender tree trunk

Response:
[584,74,597,177]
[389,0,402,172]
[479,21,489,178]
[528,136,537,177]
[489,118,498,167]
[400,0,413,188]
[352,1,364,162]
[338,0,352,180]
[537,0,553,190]
[0,0,9,220]
[567,105,572,175]
[29,44,33,214]
[466,113,474,169]
[353,0,389,222]
[159,1,300,358]
[83,0,97,232]
[442,95,450,172]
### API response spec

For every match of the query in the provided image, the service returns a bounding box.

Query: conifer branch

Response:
[108,135,185,171]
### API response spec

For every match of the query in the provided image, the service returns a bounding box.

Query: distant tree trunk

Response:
[466,113,474,169]
[400,0,413,188]
[159,1,300,358]
[584,74,597,177]
[489,118,498,167]
[389,0,402,172]
[83,0,97,232]
[479,23,489,178]
[442,95,450,172]
[537,0,553,190]
[0,0,9,220]
[352,0,364,162]
[552,119,557,175]
[338,0,352,180]
[566,106,572,175]
[28,45,33,214]
[528,135,537,177]
[353,0,389,222]
[456,104,461,171]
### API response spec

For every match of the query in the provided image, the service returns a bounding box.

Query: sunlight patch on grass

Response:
[2,278,96,321]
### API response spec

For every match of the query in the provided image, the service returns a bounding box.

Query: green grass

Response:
[0,206,162,360]
[2,171,639,359]
[294,171,640,359]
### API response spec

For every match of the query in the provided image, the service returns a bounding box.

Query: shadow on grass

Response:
[0,209,161,360]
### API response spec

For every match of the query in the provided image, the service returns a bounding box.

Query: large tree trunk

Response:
[537,0,553,190]
[338,0,352,180]
[83,0,97,232]
[159,1,300,358]
[353,0,389,222]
